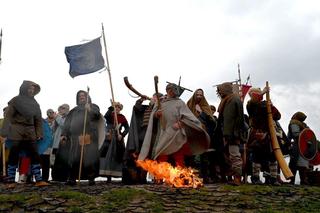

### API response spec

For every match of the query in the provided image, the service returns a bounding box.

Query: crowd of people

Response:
[0,80,318,188]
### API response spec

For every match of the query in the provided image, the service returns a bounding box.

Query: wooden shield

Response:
[310,152,320,166]
[298,128,318,161]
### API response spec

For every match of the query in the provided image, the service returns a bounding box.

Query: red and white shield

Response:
[298,128,318,161]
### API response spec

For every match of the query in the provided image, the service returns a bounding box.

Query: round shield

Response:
[310,152,320,166]
[98,114,106,149]
[298,128,318,161]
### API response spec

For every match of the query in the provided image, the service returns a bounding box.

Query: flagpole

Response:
[101,23,120,135]
[0,28,2,63]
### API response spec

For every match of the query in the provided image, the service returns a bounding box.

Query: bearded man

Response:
[59,90,102,186]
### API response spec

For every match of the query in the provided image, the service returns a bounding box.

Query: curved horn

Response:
[124,76,151,100]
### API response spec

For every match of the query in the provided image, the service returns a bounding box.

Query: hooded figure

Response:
[187,88,217,183]
[217,82,246,186]
[139,83,210,168]
[52,90,103,185]
[1,80,48,187]
[288,111,310,185]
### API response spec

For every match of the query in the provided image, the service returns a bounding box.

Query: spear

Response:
[238,63,242,86]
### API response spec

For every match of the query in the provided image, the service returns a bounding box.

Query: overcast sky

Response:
[1,0,320,137]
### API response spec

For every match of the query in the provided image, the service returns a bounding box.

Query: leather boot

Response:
[35,181,50,187]
[298,167,309,185]
[251,176,262,184]
[232,175,241,186]
[269,177,281,186]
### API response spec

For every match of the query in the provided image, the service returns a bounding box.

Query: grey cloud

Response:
[240,18,320,86]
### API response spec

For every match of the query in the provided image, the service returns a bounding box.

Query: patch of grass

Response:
[101,188,163,212]
[222,184,273,194]
[273,186,292,194]
[304,186,320,193]
[54,191,92,202]
[70,206,83,213]
[172,210,185,213]
[290,197,320,212]
[258,209,285,213]
[0,194,26,203]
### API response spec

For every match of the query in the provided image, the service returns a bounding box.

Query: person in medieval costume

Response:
[99,102,129,182]
[246,87,281,186]
[45,109,55,129]
[0,80,49,188]
[287,111,311,185]
[50,104,70,168]
[138,83,210,168]
[122,94,162,184]
[217,82,246,186]
[56,90,102,186]
[208,105,229,183]
[0,107,8,181]
[38,110,55,182]
[17,118,53,183]
[186,88,216,183]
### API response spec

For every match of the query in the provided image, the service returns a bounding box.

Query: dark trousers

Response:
[7,140,42,182]
[8,140,41,166]
[40,154,50,181]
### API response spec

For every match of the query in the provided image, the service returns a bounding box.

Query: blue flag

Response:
[65,37,105,78]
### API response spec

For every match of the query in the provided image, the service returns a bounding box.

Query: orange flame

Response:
[136,159,203,188]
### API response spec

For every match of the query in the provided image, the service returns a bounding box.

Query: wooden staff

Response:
[265,81,293,179]
[1,137,5,176]
[154,76,166,129]
[78,87,90,183]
